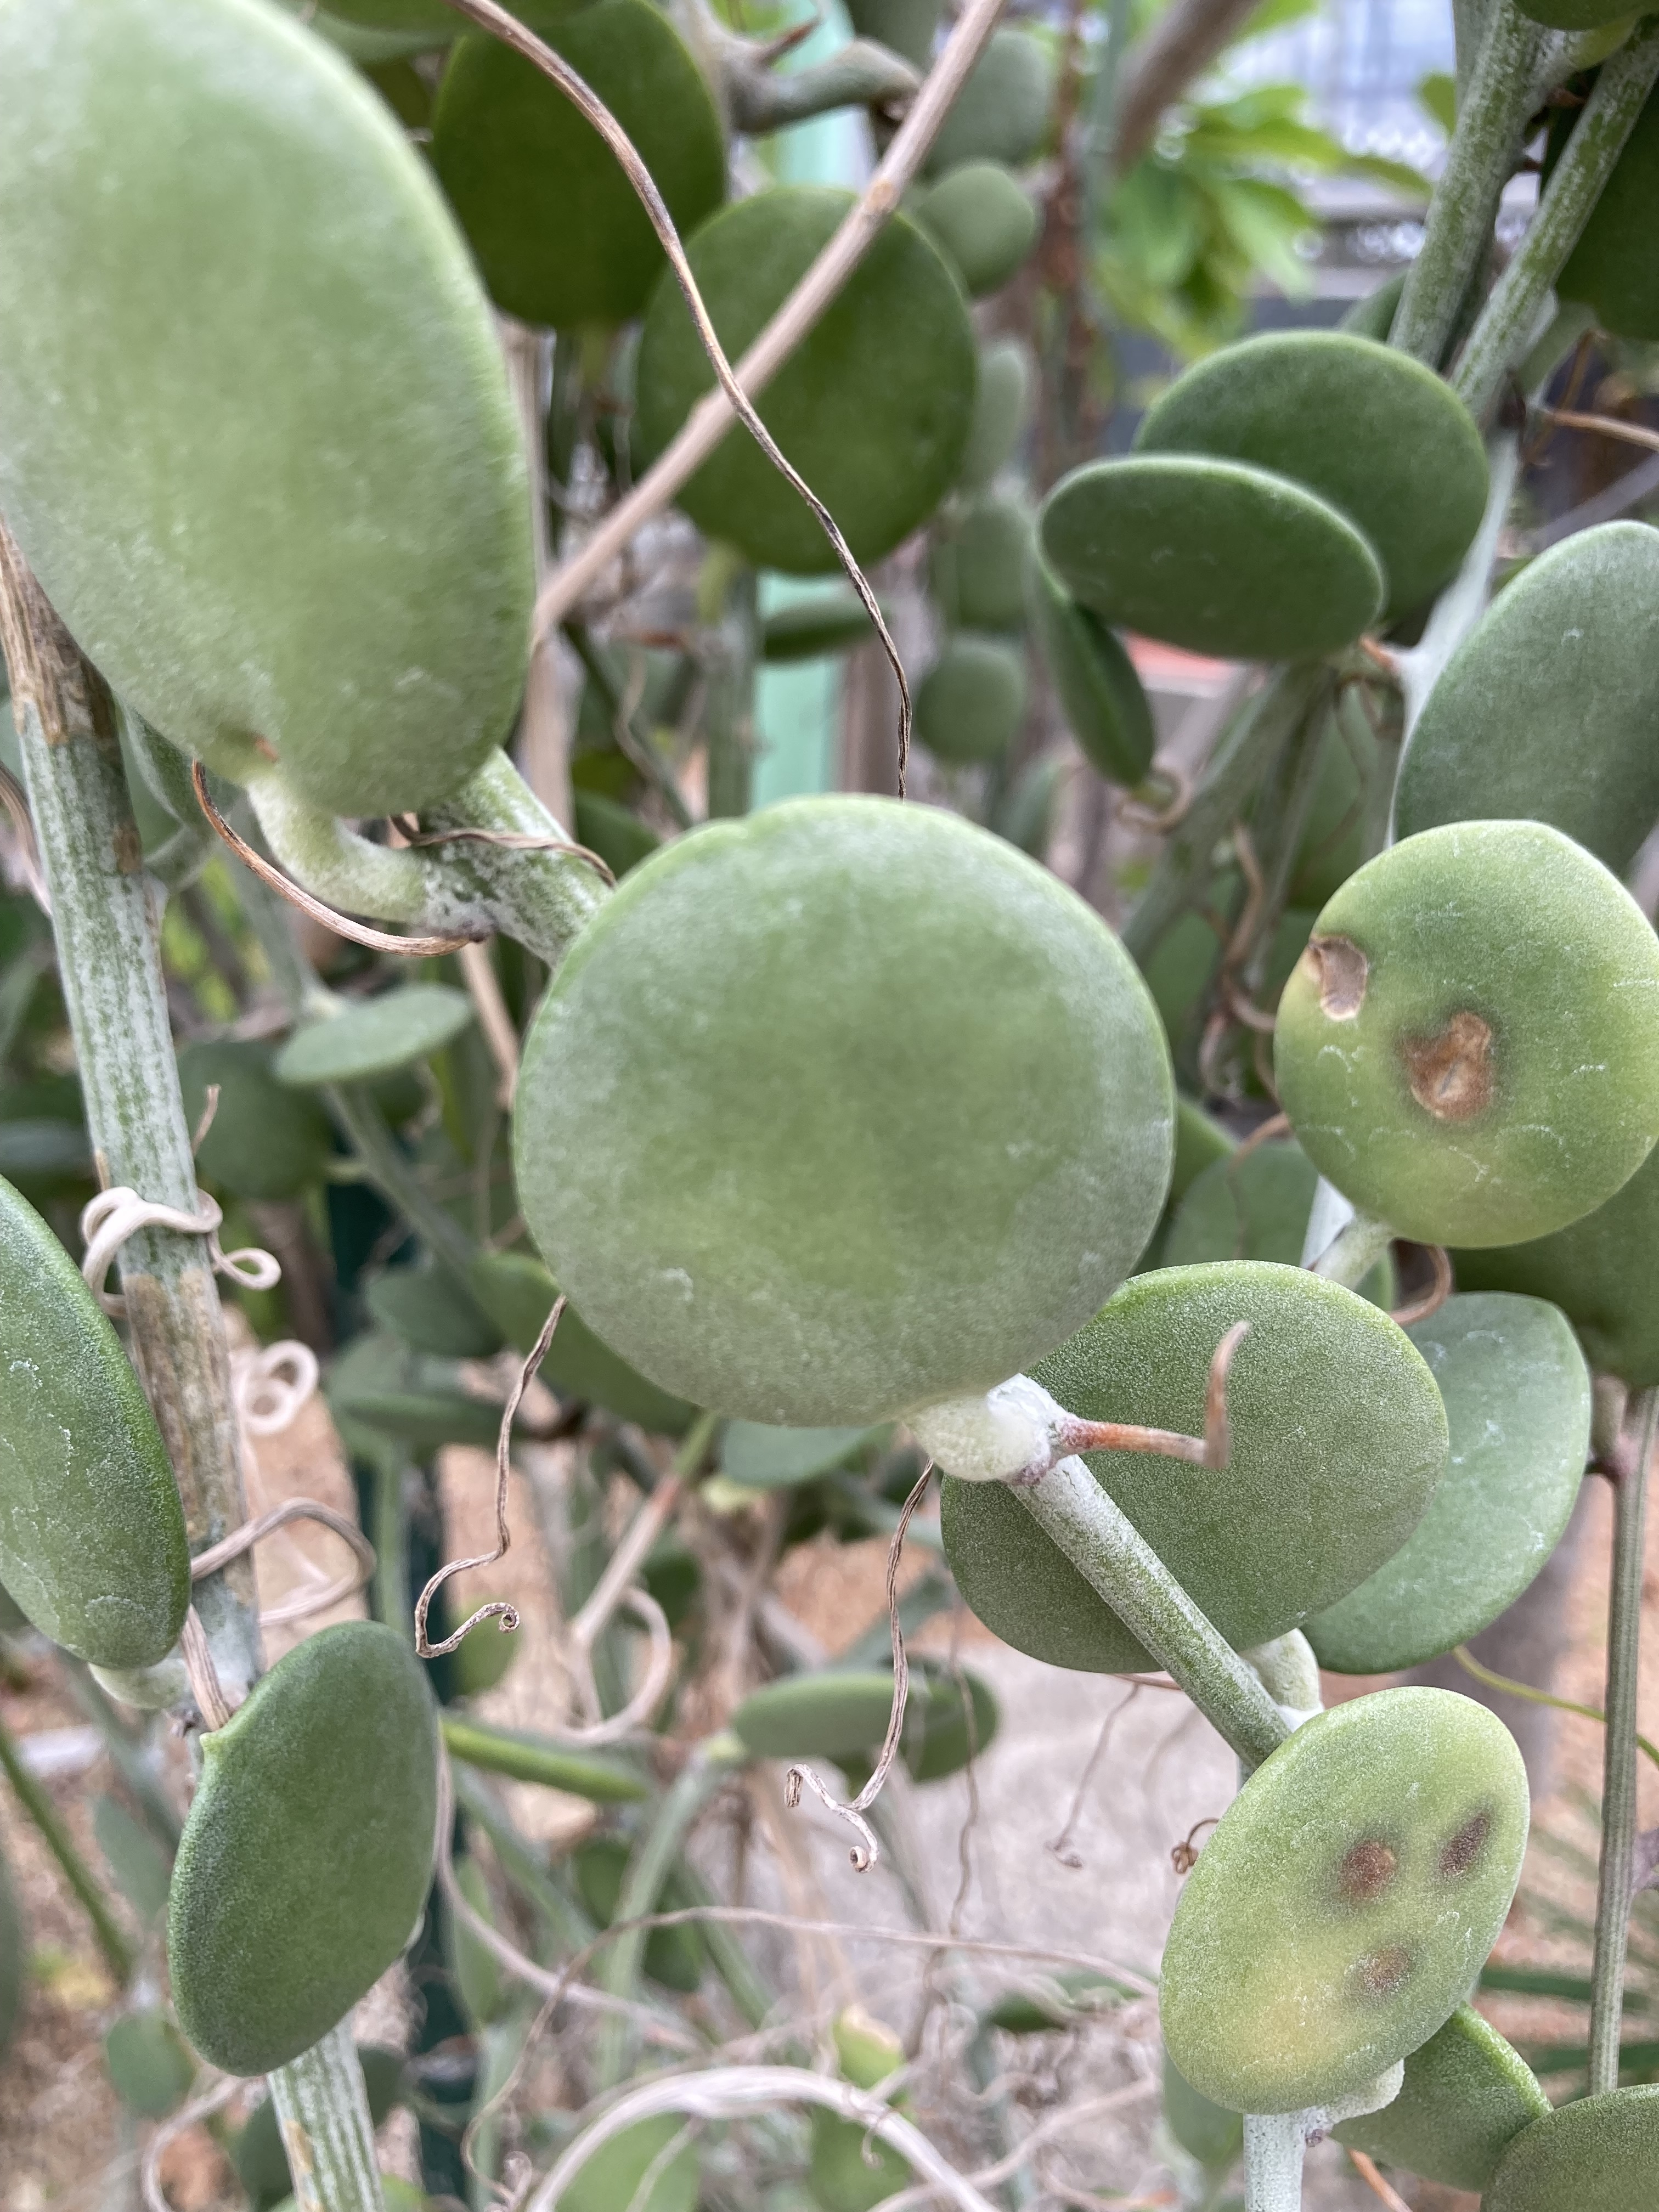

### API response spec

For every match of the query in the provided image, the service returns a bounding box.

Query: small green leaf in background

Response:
[93,1792,172,1925]
[1419,69,1458,134]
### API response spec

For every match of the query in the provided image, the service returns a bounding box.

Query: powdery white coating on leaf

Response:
[513,798,1174,1426]
[1160,1687,1529,2115]
[0,0,533,819]
[0,1176,188,1668]
[1276,821,1659,1246]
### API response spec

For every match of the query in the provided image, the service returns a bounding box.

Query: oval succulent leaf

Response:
[1332,2004,1550,2190]
[1159,1688,1529,2114]
[1485,2085,1659,2211]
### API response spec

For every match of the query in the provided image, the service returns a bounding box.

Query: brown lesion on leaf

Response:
[1402,1011,1494,1122]
[1301,934,1368,1019]
[1438,1807,1492,1880]
[1336,1837,1398,1906]
[1355,1944,1413,2000]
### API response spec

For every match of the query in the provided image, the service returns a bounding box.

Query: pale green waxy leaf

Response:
[1136,331,1487,617]
[1453,1141,1659,1387]
[0,1175,189,1668]
[1396,522,1659,877]
[731,1671,915,1761]
[1276,822,1659,1248]
[431,2,725,329]
[722,1424,878,1489]
[366,1262,503,1361]
[760,590,879,664]
[178,1041,332,1205]
[1028,562,1155,787]
[635,188,975,577]
[94,1793,173,1926]
[275,985,473,1086]
[1163,2047,1243,2173]
[1418,70,1457,132]
[1333,2004,1549,2189]
[514,798,1173,1428]
[915,634,1028,763]
[922,27,1053,174]
[929,496,1032,634]
[573,1835,703,1992]
[1485,2085,1659,2209]
[1160,1688,1529,2113]
[942,1261,1447,1673]
[958,337,1033,489]
[557,2118,699,2212]
[0,0,533,819]
[1164,1140,1393,1308]
[104,2011,195,2119]
[1041,455,1384,661]
[448,1856,506,2028]
[913,160,1039,298]
[1308,1294,1590,1674]
[169,1621,439,2076]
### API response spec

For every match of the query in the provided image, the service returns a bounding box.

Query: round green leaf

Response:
[958,337,1034,491]
[929,496,1032,634]
[1040,455,1385,661]
[1453,1139,1659,1387]
[1163,2047,1243,2173]
[1560,85,1659,337]
[635,187,976,575]
[275,985,473,1087]
[465,1251,697,1434]
[1276,821,1659,1247]
[1395,522,1659,878]
[914,634,1028,763]
[1307,1293,1589,1674]
[843,0,938,67]
[731,1671,901,1760]
[558,2117,699,2212]
[1487,2086,1659,2210]
[913,160,1039,297]
[366,1262,503,1360]
[105,2011,196,2120]
[1136,332,1487,617]
[922,28,1054,173]
[0,1175,189,1668]
[0,0,533,820]
[1333,2004,1549,2190]
[431,3,725,329]
[722,1423,877,1489]
[178,1041,333,1204]
[1169,1096,1235,1209]
[512,797,1174,1427]
[1164,1139,1394,1308]
[760,590,879,664]
[941,1261,1447,1673]
[169,1620,438,2076]
[1160,1688,1529,2113]
[1028,561,1155,787]
[901,1663,998,1782]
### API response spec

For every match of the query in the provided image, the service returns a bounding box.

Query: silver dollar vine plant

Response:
[0,0,1657,2208]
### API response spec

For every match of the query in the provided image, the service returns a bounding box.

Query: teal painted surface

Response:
[754,3,862,805]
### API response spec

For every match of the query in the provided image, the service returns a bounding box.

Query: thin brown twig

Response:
[1052,1322,1249,1471]
[438,0,916,789]
[179,1607,234,1732]
[415,1296,565,1657]
[1347,2150,1413,2212]
[1229,1111,1290,1166]
[1535,404,1659,456]
[1117,761,1194,833]
[392,816,616,886]
[1389,1243,1453,1327]
[1046,1682,1141,1868]
[787,1459,935,1870]
[191,762,482,957]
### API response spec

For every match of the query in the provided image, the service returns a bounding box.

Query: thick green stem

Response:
[267,2018,387,2212]
[1307,1206,1395,1289]
[1122,664,1325,969]
[597,1731,751,2084]
[0,528,259,1694]
[1391,0,1549,368]
[421,748,610,967]
[0,1712,134,1984]
[1455,21,1659,419]
[1588,1389,1657,2095]
[1017,1458,1288,1769]
[245,769,492,939]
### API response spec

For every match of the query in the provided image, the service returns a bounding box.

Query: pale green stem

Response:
[1454,20,1659,420]
[420,747,610,968]
[0,1711,134,1984]
[1017,1458,1288,1770]
[325,1082,474,1280]
[245,768,492,939]
[267,2017,386,2212]
[1243,2112,1304,2212]
[1307,1208,1395,1290]
[1588,1388,1658,2095]
[596,1731,752,2085]
[1122,663,1327,969]
[0,529,260,1695]
[1391,0,1548,368]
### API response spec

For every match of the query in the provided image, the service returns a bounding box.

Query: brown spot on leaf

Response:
[1356,1945,1412,2000]
[1438,1808,1492,1879]
[1337,1838,1398,1905]
[1302,934,1369,1019]
[1402,1011,1494,1122]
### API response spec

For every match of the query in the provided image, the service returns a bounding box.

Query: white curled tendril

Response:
[80,1184,281,1315]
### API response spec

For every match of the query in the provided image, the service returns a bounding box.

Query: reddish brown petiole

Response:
[1051,1322,1250,1474]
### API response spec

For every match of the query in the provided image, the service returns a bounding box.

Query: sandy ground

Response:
[3,1382,1656,2212]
